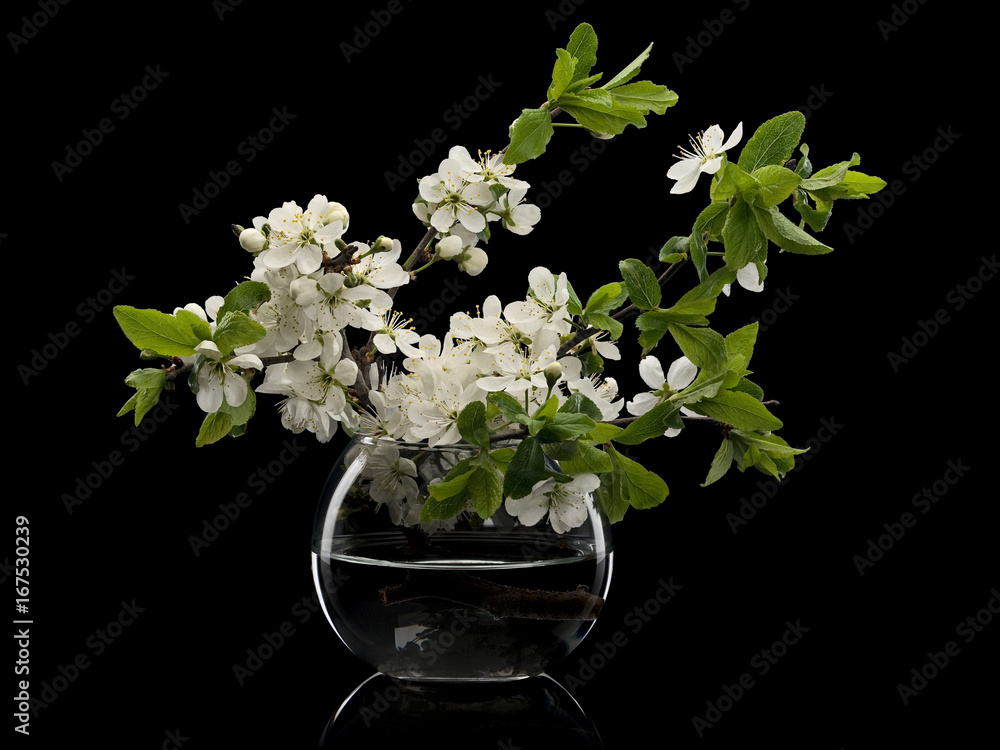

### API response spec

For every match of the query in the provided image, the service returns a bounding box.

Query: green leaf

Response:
[490,447,516,474]
[619,259,661,309]
[504,438,547,499]
[724,323,759,374]
[732,431,808,456]
[124,368,167,390]
[711,159,758,202]
[212,311,267,356]
[489,391,533,426]
[113,306,202,357]
[586,312,624,341]
[702,438,735,487]
[548,47,577,102]
[752,205,833,255]
[587,422,623,444]
[565,277,584,316]
[584,282,625,315]
[560,100,646,136]
[538,412,597,443]
[597,473,629,523]
[798,153,861,191]
[738,112,806,174]
[614,401,680,445]
[691,390,783,431]
[504,108,554,165]
[667,370,729,407]
[559,88,614,111]
[660,236,690,263]
[723,196,767,272]
[217,280,272,319]
[196,411,233,447]
[457,401,490,449]
[690,202,730,282]
[422,471,474,521]
[608,446,668,509]
[837,171,887,198]
[667,324,727,371]
[750,165,802,208]
[731,377,765,401]
[793,191,834,232]
[565,22,599,84]
[175,309,213,342]
[219,381,256,426]
[559,393,605,421]
[533,395,559,421]
[602,41,652,89]
[607,80,677,115]
[470,463,504,520]
[560,442,614,475]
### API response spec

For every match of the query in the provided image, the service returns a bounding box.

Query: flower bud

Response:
[436,235,463,259]
[239,228,267,253]
[324,202,349,228]
[544,361,563,388]
[458,246,488,276]
[377,236,394,252]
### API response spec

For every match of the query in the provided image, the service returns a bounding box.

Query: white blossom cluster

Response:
[412,146,540,276]
[172,146,701,534]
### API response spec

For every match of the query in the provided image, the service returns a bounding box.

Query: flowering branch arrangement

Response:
[114,23,885,532]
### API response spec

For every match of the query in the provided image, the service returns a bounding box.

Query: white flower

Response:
[723,262,765,296]
[475,330,560,396]
[349,238,410,289]
[256,195,348,273]
[418,158,495,234]
[371,308,422,357]
[667,122,743,194]
[361,443,419,509]
[505,474,600,534]
[490,185,540,235]
[447,146,526,190]
[626,355,698,437]
[192,340,263,414]
[504,267,572,336]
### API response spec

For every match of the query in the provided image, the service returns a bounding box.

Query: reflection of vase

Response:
[312,436,613,682]
[319,673,604,748]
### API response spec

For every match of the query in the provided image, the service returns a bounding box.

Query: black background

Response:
[8,1,993,747]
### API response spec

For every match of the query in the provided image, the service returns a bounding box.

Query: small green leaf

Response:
[750,165,802,208]
[114,306,202,357]
[607,80,677,115]
[738,112,807,174]
[470,463,504,520]
[702,438,735,487]
[217,280,272,319]
[690,202,730,282]
[667,323,727,371]
[504,108,555,165]
[538,412,597,443]
[619,259,661,309]
[752,205,833,255]
[548,47,577,102]
[559,393,605,420]
[723,196,767,272]
[457,401,490,449]
[565,22,599,84]
[560,442,614,474]
[608,446,668,509]
[196,411,233,447]
[218,381,256,426]
[614,401,680,445]
[601,41,652,89]
[504,438,547,499]
[691,391,783,431]
[175,309,213,342]
[584,282,625,315]
[587,423,624,444]
[560,100,646,136]
[212,311,267,356]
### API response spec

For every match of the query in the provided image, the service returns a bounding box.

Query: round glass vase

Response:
[311,435,613,682]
